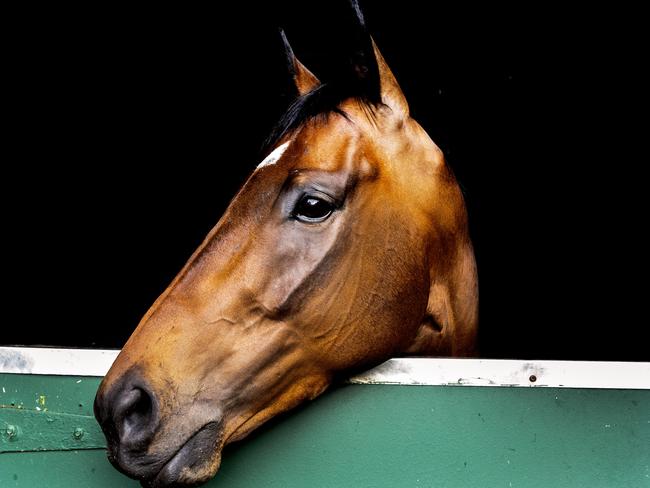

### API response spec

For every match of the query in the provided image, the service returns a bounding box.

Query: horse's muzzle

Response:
[94,369,223,486]
[93,369,164,479]
[94,369,159,449]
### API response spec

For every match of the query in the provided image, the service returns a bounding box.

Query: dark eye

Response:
[293,195,335,223]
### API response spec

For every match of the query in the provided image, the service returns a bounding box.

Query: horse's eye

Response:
[293,195,335,223]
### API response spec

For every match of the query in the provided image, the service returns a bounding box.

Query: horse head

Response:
[94,2,478,486]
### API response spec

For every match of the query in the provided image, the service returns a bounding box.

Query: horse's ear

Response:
[346,0,409,117]
[371,39,409,117]
[280,29,320,96]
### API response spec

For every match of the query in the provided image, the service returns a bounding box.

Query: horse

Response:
[94,2,478,486]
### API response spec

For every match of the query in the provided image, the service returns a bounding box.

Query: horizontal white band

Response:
[1,347,648,389]
[349,357,650,390]
[0,347,119,377]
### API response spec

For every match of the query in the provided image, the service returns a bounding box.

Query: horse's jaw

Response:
[140,423,224,488]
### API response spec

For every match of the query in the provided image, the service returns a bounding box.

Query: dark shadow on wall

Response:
[3,1,647,360]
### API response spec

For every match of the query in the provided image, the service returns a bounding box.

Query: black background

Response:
[3,2,647,360]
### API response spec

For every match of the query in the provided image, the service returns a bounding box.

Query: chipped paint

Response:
[0,349,34,373]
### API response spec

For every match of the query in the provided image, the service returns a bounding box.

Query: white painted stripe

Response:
[0,347,119,377]
[1,347,648,389]
[349,357,650,390]
[256,140,291,169]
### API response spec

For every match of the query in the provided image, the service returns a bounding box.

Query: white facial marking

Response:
[257,140,292,169]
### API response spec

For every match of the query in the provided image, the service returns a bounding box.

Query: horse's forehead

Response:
[283,116,361,172]
[261,107,411,176]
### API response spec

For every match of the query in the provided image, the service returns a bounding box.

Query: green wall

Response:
[1,374,649,487]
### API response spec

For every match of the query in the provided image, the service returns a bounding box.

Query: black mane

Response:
[263,83,356,152]
[263,0,381,153]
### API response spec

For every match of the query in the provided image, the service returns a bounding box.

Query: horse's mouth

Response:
[140,422,223,488]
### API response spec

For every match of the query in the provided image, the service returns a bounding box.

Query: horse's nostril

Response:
[95,373,159,450]
[119,387,154,440]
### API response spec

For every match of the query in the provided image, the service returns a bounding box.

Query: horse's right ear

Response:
[280,29,321,96]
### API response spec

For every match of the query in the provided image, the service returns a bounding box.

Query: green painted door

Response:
[1,373,649,487]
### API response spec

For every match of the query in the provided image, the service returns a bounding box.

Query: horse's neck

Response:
[406,241,479,357]
[446,241,479,356]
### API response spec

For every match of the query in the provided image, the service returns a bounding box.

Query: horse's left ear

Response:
[280,29,321,96]
[346,0,409,117]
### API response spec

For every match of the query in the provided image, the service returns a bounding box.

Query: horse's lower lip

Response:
[142,422,222,488]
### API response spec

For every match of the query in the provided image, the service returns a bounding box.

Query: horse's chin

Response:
[140,422,223,488]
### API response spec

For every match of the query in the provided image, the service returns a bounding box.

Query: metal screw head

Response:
[73,427,85,440]
[5,425,18,439]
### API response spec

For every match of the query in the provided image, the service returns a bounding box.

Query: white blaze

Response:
[256,140,292,169]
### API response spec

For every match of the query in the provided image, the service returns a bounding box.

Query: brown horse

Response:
[94,2,478,486]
